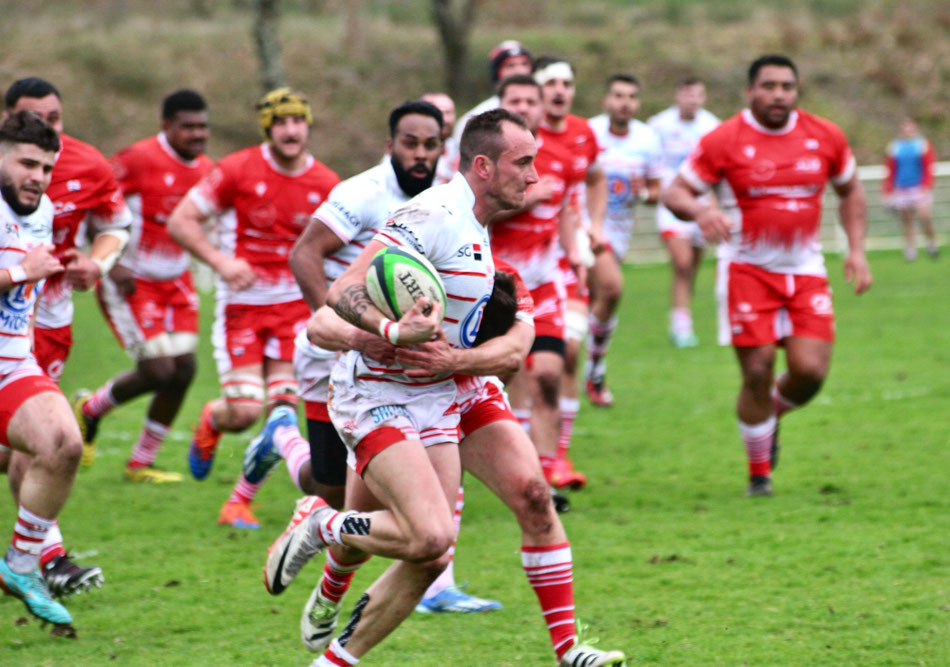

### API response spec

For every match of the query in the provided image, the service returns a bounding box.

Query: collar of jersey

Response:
[741,108,799,136]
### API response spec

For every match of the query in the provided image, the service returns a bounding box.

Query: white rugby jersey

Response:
[345,172,494,387]
[295,161,412,368]
[587,114,663,232]
[0,195,54,374]
[648,106,720,186]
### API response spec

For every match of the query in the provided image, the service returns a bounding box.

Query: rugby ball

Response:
[365,246,446,321]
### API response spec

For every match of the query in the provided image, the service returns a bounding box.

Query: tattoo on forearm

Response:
[335,283,373,327]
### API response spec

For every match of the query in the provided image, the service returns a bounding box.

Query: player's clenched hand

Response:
[844,250,872,295]
[395,330,457,376]
[61,248,101,290]
[394,297,442,344]
[695,206,733,243]
[218,257,257,291]
[108,264,136,297]
[20,244,64,282]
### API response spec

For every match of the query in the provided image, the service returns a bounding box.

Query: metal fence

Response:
[624,161,950,263]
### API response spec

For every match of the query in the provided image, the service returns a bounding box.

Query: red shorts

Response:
[213,299,310,374]
[0,365,62,449]
[32,325,72,383]
[725,262,835,347]
[97,272,199,349]
[457,376,515,438]
[530,281,566,341]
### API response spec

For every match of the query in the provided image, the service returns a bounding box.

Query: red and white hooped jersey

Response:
[295,160,411,372]
[680,108,855,275]
[0,195,53,375]
[189,143,339,306]
[489,137,578,290]
[112,133,214,281]
[36,133,131,329]
[346,173,495,388]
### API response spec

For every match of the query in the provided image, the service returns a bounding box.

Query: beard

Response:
[391,156,436,197]
[0,178,39,216]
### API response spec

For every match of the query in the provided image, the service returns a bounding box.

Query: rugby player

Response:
[648,77,720,347]
[663,54,872,496]
[167,88,339,518]
[585,73,662,405]
[76,90,213,483]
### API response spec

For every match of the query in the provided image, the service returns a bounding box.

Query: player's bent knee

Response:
[534,371,561,407]
[138,356,179,388]
[405,525,455,563]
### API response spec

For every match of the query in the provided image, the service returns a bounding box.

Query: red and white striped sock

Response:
[557,397,579,462]
[316,638,359,666]
[228,475,263,505]
[320,549,370,604]
[739,415,777,478]
[771,387,799,419]
[83,380,118,419]
[513,408,531,434]
[39,520,65,569]
[424,486,463,597]
[128,419,170,469]
[586,314,618,384]
[274,423,309,492]
[522,542,577,661]
[8,506,55,573]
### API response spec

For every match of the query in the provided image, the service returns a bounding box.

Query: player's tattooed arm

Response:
[334,283,375,329]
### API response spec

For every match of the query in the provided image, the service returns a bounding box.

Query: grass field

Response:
[2,249,949,665]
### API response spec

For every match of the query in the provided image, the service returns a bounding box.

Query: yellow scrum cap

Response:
[256,87,313,137]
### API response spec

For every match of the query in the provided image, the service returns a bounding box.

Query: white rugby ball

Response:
[365,246,446,321]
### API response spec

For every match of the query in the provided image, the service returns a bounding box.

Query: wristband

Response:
[378,318,400,345]
[6,265,27,285]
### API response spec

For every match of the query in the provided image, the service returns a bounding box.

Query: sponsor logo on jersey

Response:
[795,156,822,173]
[67,179,81,192]
[805,138,819,150]
[383,221,424,255]
[456,243,483,261]
[308,192,321,205]
[810,292,832,315]
[743,145,756,159]
[164,173,175,187]
[255,182,267,197]
[458,293,490,349]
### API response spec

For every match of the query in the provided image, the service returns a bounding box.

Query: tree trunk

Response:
[431,0,478,101]
[252,0,286,92]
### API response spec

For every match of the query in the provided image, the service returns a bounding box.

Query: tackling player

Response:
[0,111,84,633]
[75,90,213,483]
[663,54,873,496]
[648,77,720,347]
[167,88,339,502]
[586,73,663,405]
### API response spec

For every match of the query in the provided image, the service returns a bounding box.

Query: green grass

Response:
[3,249,949,664]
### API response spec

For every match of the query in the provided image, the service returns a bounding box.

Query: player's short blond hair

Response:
[256,87,312,138]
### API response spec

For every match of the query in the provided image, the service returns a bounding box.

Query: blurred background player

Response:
[419,92,459,185]
[491,74,586,496]
[663,54,873,496]
[0,111,86,632]
[451,40,532,144]
[532,56,607,488]
[649,76,720,348]
[3,78,130,391]
[882,116,938,261]
[75,90,213,483]
[168,88,339,526]
[585,73,662,406]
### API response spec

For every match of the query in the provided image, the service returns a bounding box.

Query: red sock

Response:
[228,476,262,504]
[522,542,576,660]
[320,550,370,604]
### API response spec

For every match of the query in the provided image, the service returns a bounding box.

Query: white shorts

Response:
[293,333,336,405]
[328,354,460,475]
[604,217,634,260]
[656,203,706,248]
[886,186,932,211]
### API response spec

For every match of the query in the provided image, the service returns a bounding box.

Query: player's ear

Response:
[472,154,493,180]
[386,137,393,155]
